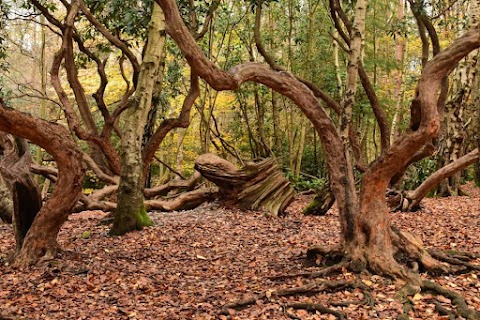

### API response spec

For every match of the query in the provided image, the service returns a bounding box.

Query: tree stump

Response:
[195,153,295,216]
[303,183,335,216]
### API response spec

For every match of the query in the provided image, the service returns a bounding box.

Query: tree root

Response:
[421,280,480,320]
[268,262,347,280]
[432,301,456,320]
[220,279,372,317]
[286,302,346,319]
[428,250,480,272]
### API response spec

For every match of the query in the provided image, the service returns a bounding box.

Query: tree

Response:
[154,0,480,284]
[0,99,85,267]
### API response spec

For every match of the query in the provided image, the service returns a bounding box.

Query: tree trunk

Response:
[0,133,42,253]
[111,3,166,236]
[195,153,295,216]
[0,101,85,267]
[437,52,478,196]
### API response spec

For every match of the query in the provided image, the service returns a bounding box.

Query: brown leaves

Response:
[0,191,479,319]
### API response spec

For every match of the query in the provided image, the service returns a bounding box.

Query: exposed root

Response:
[421,280,480,320]
[428,250,480,272]
[286,302,346,319]
[391,228,448,274]
[220,280,369,316]
[395,282,421,320]
[268,262,347,280]
[329,282,375,307]
[432,301,456,320]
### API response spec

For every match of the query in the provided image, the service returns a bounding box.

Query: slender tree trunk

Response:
[337,0,367,243]
[111,3,166,236]
[271,91,282,156]
[390,0,406,144]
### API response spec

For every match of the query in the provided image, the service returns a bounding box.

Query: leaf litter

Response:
[0,184,479,319]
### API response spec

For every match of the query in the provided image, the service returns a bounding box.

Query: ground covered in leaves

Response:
[1,185,479,319]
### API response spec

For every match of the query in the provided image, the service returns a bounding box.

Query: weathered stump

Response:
[303,183,335,216]
[195,153,295,216]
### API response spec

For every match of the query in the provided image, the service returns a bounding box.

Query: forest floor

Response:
[0,184,479,320]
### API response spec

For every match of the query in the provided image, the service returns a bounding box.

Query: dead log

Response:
[303,183,335,216]
[0,132,42,251]
[195,153,295,216]
[144,171,201,198]
[145,187,218,211]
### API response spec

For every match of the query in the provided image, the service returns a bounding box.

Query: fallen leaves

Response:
[0,191,478,319]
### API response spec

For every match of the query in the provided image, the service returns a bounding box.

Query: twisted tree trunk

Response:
[0,100,85,267]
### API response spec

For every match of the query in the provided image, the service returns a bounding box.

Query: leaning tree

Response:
[154,0,480,285]
[0,99,85,267]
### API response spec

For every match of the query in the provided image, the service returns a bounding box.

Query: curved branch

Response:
[78,0,141,85]
[194,0,221,40]
[63,1,98,135]
[0,100,85,266]
[142,71,200,171]
[406,148,479,209]
[365,29,480,183]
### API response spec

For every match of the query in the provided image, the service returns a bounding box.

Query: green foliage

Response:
[83,170,106,190]
[84,0,153,39]
[289,173,326,192]
[402,159,437,191]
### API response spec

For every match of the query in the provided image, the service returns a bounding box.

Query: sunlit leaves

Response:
[83,0,153,39]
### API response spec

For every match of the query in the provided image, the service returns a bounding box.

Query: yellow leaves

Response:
[412,293,423,301]
[362,279,373,286]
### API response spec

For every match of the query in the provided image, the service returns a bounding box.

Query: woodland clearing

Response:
[0,184,479,320]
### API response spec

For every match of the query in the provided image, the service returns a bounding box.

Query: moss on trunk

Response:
[110,191,152,236]
[303,184,335,216]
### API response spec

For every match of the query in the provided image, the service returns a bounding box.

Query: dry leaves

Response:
[0,186,479,319]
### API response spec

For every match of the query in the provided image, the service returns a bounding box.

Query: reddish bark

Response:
[0,100,85,267]
[155,0,480,278]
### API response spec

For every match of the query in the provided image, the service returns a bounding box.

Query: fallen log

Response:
[195,153,295,216]
[303,183,335,216]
